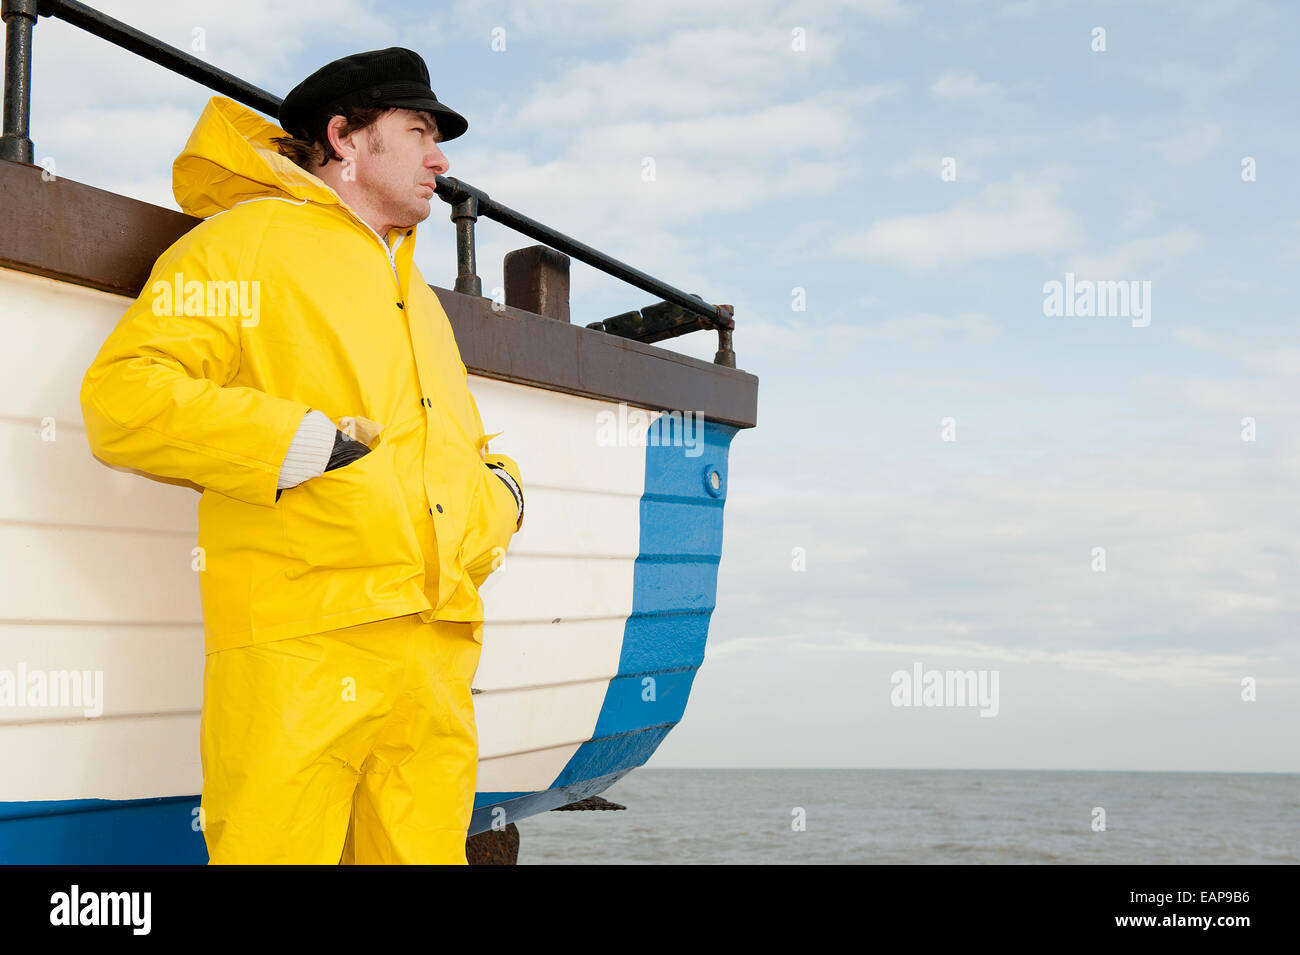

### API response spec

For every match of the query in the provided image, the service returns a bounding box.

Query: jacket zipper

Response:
[349,212,406,290]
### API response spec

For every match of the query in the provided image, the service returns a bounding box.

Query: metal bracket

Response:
[588,296,736,367]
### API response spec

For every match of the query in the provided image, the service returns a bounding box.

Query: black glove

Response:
[325,429,371,471]
[275,430,371,503]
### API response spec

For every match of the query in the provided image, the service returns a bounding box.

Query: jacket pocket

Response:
[197,487,286,641]
[281,440,422,573]
[458,457,522,588]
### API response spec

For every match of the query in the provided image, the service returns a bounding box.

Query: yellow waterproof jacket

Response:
[80,96,523,654]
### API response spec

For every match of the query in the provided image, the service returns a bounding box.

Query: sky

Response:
[15,0,1299,772]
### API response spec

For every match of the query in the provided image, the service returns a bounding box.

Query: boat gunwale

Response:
[0,159,759,429]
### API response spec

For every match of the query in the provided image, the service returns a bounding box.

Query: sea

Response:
[515,769,1300,864]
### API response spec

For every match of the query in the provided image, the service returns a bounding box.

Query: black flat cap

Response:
[279,47,467,143]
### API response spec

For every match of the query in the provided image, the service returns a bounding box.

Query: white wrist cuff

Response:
[488,464,523,526]
[277,409,336,490]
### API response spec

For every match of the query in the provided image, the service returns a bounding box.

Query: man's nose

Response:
[428,144,449,177]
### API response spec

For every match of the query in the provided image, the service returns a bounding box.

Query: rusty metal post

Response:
[451,193,481,297]
[713,304,736,367]
[0,0,39,164]
[715,327,735,367]
[504,245,570,322]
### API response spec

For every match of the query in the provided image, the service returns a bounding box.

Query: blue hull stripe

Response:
[0,419,738,862]
[549,421,735,783]
[0,796,207,864]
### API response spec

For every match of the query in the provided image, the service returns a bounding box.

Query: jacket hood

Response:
[173,96,343,218]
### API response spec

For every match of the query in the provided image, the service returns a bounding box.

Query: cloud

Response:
[1173,376,1300,418]
[1067,228,1203,279]
[1138,2,1279,100]
[446,68,893,298]
[506,29,807,128]
[833,179,1082,270]
[450,0,912,44]
[1251,348,1300,376]
[929,70,1000,102]
[856,311,1001,344]
[726,311,999,355]
[1170,327,1300,381]
[713,343,1300,694]
[27,0,397,108]
[1144,121,1225,163]
[1171,326,1224,351]
[881,374,1017,395]
[552,93,881,161]
[34,106,198,204]
[707,631,1288,687]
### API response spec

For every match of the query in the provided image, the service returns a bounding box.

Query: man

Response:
[79,48,524,864]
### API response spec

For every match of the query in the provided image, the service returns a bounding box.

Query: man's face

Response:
[352,108,449,231]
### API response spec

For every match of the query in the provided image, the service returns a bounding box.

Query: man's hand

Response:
[325,430,371,470]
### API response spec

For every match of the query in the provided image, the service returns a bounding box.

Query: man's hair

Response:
[271,105,393,170]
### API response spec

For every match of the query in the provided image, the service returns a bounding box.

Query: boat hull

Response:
[0,267,741,862]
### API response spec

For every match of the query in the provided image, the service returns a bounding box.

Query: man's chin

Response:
[396,201,432,230]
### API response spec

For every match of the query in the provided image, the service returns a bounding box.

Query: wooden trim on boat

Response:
[0,160,758,429]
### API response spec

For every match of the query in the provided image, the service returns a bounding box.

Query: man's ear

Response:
[325,114,355,161]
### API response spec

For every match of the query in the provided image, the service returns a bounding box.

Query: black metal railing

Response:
[0,0,736,366]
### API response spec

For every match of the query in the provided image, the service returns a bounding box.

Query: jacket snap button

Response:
[428,507,433,515]
[397,302,404,309]
[436,504,443,513]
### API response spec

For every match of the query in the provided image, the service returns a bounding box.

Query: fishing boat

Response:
[0,1,757,862]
